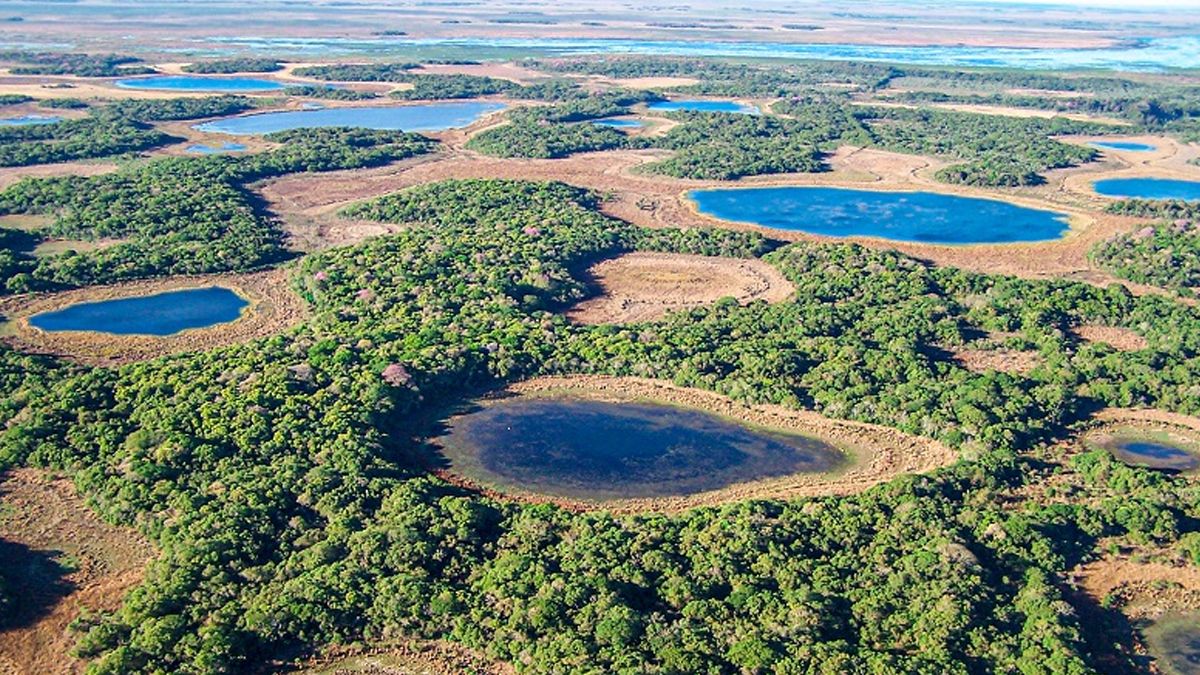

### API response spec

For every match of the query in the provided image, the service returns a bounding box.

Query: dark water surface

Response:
[29,287,248,336]
[437,397,844,499]
[1109,439,1200,472]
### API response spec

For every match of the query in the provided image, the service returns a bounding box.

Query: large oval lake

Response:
[435,397,844,500]
[194,101,505,134]
[690,187,1071,244]
[1093,178,1200,201]
[29,287,248,336]
[115,75,285,92]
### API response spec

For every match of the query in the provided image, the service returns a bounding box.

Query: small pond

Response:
[29,287,248,336]
[690,186,1071,244]
[1093,178,1200,201]
[435,397,845,500]
[646,99,758,114]
[193,101,505,135]
[185,142,248,154]
[592,117,644,128]
[115,75,285,92]
[1089,140,1156,152]
[1145,614,1200,675]
[1107,438,1200,472]
[0,115,61,126]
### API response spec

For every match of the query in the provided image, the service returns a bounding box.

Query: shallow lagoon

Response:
[1145,614,1200,675]
[1089,141,1156,152]
[690,186,1070,244]
[592,117,644,128]
[1093,178,1200,202]
[194,101,505,134]
[185,142,248,154]
[1108,439,1200,472]
[0,115,61,126]
[436,397,844,500]
[115,75,285,92]
[29,287,248,336]
[647,99,757,114]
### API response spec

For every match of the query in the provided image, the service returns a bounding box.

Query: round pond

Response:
[1093,178,1200,201]
[1089,140,1156,152]
[193,101,505,135]
[690,186,1071,244]
[434,397,845,500]
[29,286,249,336]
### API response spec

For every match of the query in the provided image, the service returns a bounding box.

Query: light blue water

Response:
[193,101,505,134]
[646,99,758,114]
[203,35,1200,72]
[690,186,1071,244]
[115,75,285,92]
[29,287,249,336]
[592,117,643,128]
[1089,141,1156,152]
[185,142,248,154]
[0,115,61,126]
[1093,178,1200,201]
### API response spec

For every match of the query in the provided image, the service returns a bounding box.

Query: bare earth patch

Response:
[0,267,308,366]
[1073,324,1149,351]
[298,641,513,675]
[566,252,793,324]
[0,469,155,675]
[951,347,1042,375]
[0,161,119,192]
[434,376,958,513]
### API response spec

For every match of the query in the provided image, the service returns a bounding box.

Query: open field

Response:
[0,469,155,675]
[566,251,794,324]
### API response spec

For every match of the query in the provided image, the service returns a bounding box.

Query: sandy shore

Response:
[432,375,958,513]
[0,267,308,366]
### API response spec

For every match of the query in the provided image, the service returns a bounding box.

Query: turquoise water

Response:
[194,101,505,134]
[593,118,644,128]
[647,99,757,114]
[0,115,61,126]
[203,35,1200,72]
[29,287,248,336]
[436,397,843,499]
[185,142,248,154]
[690,186,1070,244]
[1089,141,1156,152]
[1093,178,1200,201]
[115,75,284,92]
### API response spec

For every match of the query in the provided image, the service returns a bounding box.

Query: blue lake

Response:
[690,186,1071,244]
[593,117,644,128]
[647,99,757,114]
[436,397,844,499]
[29,287,248,336]
[185,142,248,154]
[115,75,285,92]
[193,101,505,134]
[1089,141,1156,152]
[0,115,61,126]
[203,36,1200,72]
[1093,178,1200,201]
[1110,440,1199,472]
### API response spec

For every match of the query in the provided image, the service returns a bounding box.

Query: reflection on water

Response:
[436,397,844,500]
